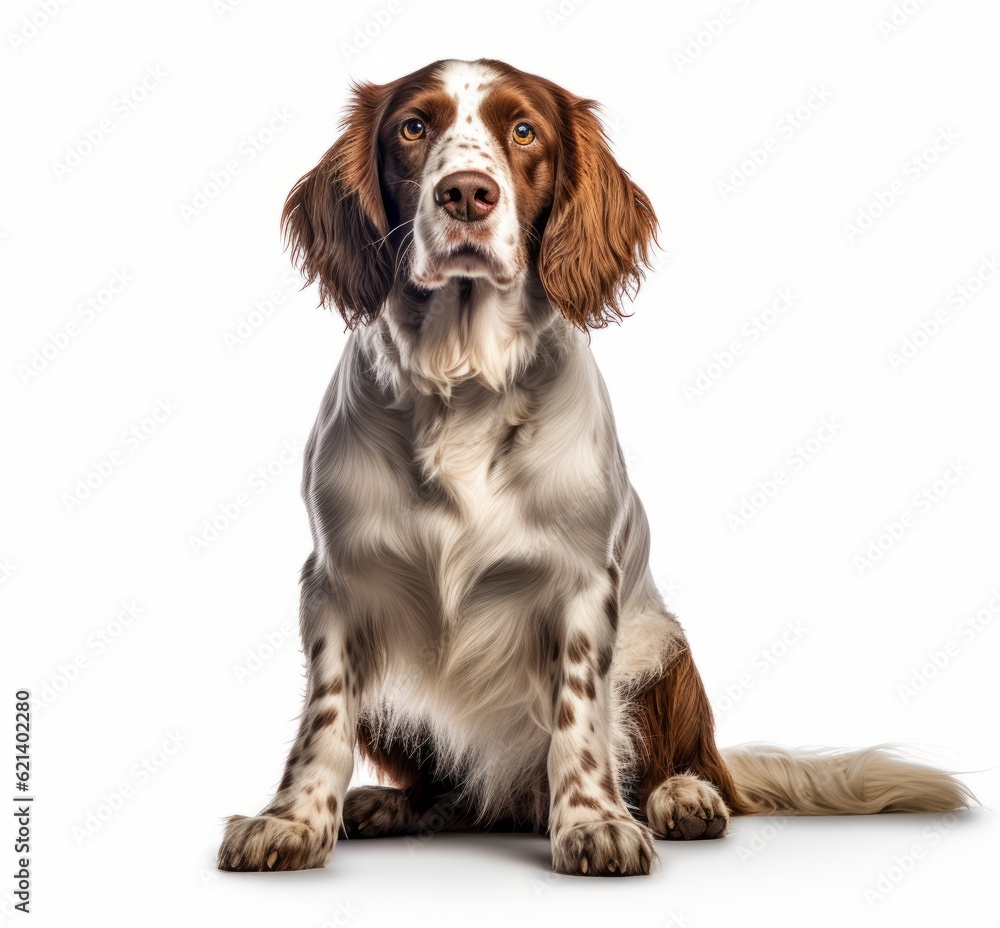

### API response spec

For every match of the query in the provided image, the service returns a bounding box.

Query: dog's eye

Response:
[512,122,535,146]
[401,119,425,141]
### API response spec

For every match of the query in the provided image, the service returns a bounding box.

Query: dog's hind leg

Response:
[631,636,746,840]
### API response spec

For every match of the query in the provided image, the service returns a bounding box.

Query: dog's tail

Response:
[721,743,975,815]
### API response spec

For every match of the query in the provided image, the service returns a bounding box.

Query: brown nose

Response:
[433,171,500,222]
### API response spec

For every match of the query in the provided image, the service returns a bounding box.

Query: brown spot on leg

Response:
[557,701,576,729]
[268,799,293,818]
[310,637,326,663]
[604,595,618,631]
[596,643,612,677]
[310,707,339,733]
[562,770,583,791]
[315,677,343,699]
[327,795,338,815]
[607,562,621,590]
[566,631,591,663]
[581,749,597,773]
[568,790,602,811]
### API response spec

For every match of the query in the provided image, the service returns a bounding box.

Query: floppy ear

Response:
[538,97,659,329]
[281,83,394,328]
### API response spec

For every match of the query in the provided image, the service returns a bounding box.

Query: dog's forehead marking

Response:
[433,60,503,173]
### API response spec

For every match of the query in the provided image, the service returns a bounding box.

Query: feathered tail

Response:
[722,743,975,815]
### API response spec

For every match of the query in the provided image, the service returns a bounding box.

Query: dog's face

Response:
[382,60,557,292]
[282,59,657,330]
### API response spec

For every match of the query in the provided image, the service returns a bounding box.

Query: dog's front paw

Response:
[217,814,330,871]
[645,774,730,840]
[342,786,417,837]
[552,817,656,876]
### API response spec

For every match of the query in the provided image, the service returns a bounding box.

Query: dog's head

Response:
[282,59,657,330]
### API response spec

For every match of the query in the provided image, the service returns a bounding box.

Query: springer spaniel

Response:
[217,59,971,876]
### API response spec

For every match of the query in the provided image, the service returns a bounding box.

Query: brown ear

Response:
[281,83,394,328]
[538,97,659,329]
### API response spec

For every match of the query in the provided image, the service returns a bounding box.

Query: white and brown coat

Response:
[217,59,971,877]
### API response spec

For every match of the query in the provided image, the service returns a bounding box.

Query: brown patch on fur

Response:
[556,700,576,729]
[568,790,602,811]
[595,643,612,677]
[566,631,590,663]
[568,674,596,700]
[327,795,338,815]
[635,647,746,813]
[310,637,325,663]
[604,594,618,631]
[311,708,339,733]
[561,771,582,793]
[268,799,293,818]
[581,749,597,773]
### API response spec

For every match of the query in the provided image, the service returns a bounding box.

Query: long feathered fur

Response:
[218,59,974,878]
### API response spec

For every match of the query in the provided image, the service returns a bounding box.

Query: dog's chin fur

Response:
[370,272,549,398]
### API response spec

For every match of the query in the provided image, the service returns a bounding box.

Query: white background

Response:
[2,0,998,925]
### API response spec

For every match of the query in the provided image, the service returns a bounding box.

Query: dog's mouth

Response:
[439,242,495,275]
[411,241,518,290]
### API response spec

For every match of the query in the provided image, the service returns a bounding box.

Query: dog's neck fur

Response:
[358,273,577,499]
[365,273,566,401]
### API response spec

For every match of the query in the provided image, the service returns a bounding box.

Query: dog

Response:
[217,58,972,876]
